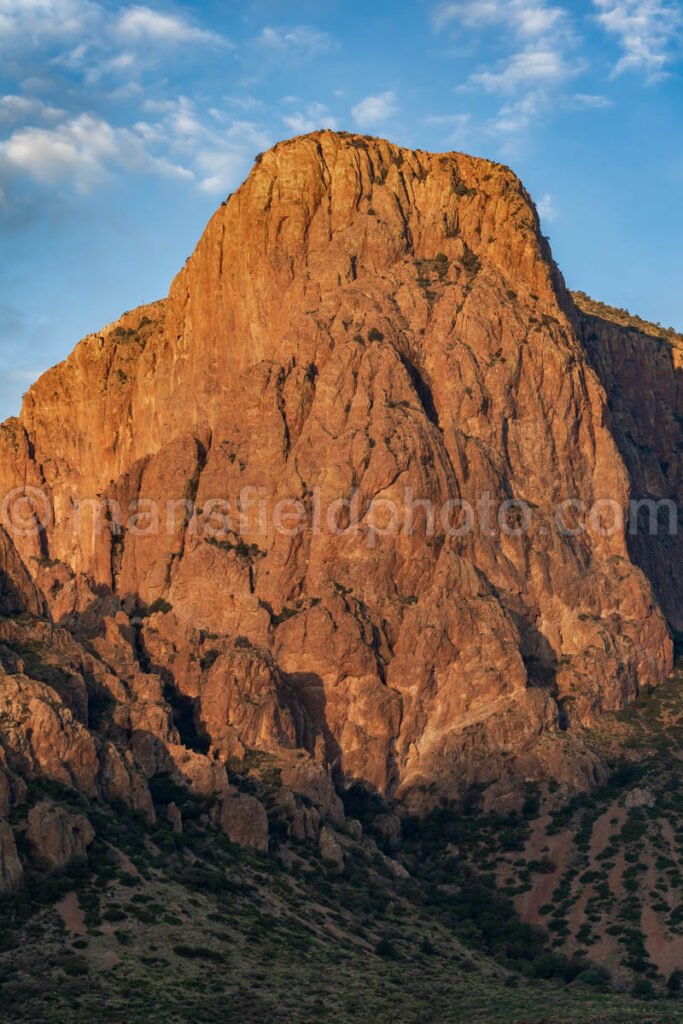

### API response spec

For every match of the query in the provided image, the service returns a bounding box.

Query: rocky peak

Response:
[0,132,675,811]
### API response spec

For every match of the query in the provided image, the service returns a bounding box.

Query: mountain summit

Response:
[1,132,680,814]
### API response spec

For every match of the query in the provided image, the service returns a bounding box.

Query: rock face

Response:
[0,526,46,618]
[0,820,23,893]
[573,292,683,632]
[0,131,676,813]
[26,801,95,869]
[218,790,269,852]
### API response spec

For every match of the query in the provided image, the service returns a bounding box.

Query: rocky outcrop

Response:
[0,132,675,811]
[26,801,95,869]
[0,526,46,618]
[0,671,99,795]
[573,292,683,632]
[217,790,269,852]
[0,820,23,893]
[319,825,344,870]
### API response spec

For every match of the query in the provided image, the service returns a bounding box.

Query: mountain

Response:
[0,131,682,1017]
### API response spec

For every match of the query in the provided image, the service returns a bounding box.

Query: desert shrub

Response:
[375,937,400,960]
[173,945,224,962]
[632,977,656,1000]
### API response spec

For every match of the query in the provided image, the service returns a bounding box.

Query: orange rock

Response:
[0,132,674,810]
[26,801,95,870]
[217,789,268,852]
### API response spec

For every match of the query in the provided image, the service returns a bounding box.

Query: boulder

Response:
[26,801,95,870]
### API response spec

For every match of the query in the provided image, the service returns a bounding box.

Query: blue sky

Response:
[1,0,681,420]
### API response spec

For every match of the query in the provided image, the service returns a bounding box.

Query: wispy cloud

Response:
[0,0,101,54]
[0,0,230,74]
[282,102,337,134]
[193,120,272,195]
[465,45,585,93]
[138,97,271,195]
[116,5,229,46]
[593,0,682,81]
[487,92,544,137]
[536,193,557,221]
[258,26,334,56]
[570,92,615,107]
[433,0,573,41]
[351,91,399,128]
[0,2,246,206]
[435,0,594,148]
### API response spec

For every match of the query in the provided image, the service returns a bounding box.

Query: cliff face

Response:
[0,132,674,810]
[573,292,683,633]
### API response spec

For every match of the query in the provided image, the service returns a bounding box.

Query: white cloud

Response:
[0,95,64,126]
[258,26,333,55]
[435,0,592,148]
[282,103,337,134]
[0,82,274,202]
[0,0,101,53]
[351,91,399,128]
[466,45,585,93]
[135,98,271,196]
[487,92,543,135]
[536,193,557,221]
[116,5,227,46]
[570,92,614,107]
[594,0,682,80]
[433,0,572,40]
[1,115,117,185]
[194,121,272,194]
[194,151,246,196]
[0,113,192,189]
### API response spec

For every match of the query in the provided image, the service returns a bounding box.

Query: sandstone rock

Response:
[167,801,183,835]
[279,754,346,826]
[165,744,229,799]
[319,825,344,871]
[218,790,268,852]
[0,820,23,893]
[200,646,304,759]
[381,853,410,880]
[0,753,27,818]
[344,818,363,841]
[0,671,99,795]
[624,787,655,809]
[26,801,95,869]
[373,813,402,848]
[574,291,683,633]
[99,742,155,822]
[0,527,46,618]
[277,785,321,841]
[0,132,674,809]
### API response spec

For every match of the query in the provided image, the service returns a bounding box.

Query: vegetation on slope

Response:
[571,291,682,344]
[5,668,683,1024]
